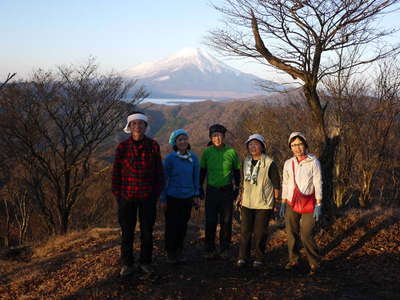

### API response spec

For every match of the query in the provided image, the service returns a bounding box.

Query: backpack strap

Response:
[291,160,299,189]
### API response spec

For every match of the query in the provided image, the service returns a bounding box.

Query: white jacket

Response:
[282,154,322,203]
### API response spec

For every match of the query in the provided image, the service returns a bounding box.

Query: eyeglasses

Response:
[290,143,304,148]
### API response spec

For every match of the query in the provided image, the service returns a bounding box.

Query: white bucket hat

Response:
[245,133,266,148]
[288,131,306,146]
[123,113,149,134]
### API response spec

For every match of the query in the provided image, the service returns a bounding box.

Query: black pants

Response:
[164,196,193,257]
[239,206,272,261]
[118,197,156,266]
[205,185,233,252]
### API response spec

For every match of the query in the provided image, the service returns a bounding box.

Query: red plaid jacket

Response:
[112,135,164,200]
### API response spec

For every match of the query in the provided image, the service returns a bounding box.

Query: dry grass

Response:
[33,228,120,259]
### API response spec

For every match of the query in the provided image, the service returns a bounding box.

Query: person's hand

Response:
[199,186,205,200]
[313,203,322,221]
[192,196,200,210]
[279,201,287,219]
[273,202,279,217]
[115,195,123,206]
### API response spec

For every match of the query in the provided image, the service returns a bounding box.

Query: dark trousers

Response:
[239,206,272,261]
[205,185,233,252]
[118,197,156,266]
[164,196,193,257]
[285,205,320,266]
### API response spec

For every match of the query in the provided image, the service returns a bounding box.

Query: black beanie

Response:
[209,124,227,137]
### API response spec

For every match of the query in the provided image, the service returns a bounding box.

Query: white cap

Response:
[245,134,266,148]
[288,131,306,146]
[123,113,149,134]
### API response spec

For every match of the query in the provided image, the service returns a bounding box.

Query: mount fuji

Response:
[123,48,281,99]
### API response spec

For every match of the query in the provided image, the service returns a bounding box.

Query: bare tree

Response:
[207,0,400,205]
[0,60,148,234]
[325,58,400,208]
[3,181,32,245]
[322,46,367,208]
[355,61,400,207]
[0,72,17,245]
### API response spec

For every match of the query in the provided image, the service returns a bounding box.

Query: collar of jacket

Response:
[292,153,316,164]
[128,135,149,144]
[246,153,269,167]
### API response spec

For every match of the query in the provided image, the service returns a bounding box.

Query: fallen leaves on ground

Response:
[1,206,400,299]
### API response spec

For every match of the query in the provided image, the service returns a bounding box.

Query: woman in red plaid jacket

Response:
[112,111,164,277]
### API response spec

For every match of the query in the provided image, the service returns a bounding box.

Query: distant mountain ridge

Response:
[123,48,282,99]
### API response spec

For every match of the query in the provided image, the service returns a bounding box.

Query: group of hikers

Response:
[112,112,323,278]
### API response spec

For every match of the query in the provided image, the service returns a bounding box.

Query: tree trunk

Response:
[18,216,29,245]
[303,84,326,142]
[3,198,10,247]
[333,159,345,208]
[334,184,346,208]
[359,171,373,208]
[60,209,70,235]
[303,83,340,214]
[320,136,341,213]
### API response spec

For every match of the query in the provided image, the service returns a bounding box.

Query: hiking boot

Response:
[253,260,263,268]
[285,261,298,271]
[204,250,219,260]
[167,256,178,264]
[219,249,230,260]
[236,259,246,268]
[120,265,134,277]
[308,264,318,276]
[177,254,187,263]
[167,252,178,264]
[176,249,187,263]
[139,263,155,275]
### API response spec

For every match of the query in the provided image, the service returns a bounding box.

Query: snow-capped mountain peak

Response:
[167,47,236,74]
[123,47,280,99]
[171,47,204,58]
[124,47,237,78]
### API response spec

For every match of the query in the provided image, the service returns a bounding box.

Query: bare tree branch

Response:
[0,73,16,91]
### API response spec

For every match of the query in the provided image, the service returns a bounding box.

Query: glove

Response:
[279,202,286,219]
[313,203,322,221]
[235,197,242,209]
[199,186,205,200]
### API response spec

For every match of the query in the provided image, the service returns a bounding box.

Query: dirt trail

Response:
[1,207,399,299]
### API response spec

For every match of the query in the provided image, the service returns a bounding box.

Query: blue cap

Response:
[168,129,188,145]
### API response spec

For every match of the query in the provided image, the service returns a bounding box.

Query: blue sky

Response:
[1,0,222,79]
[1,0,399,82]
